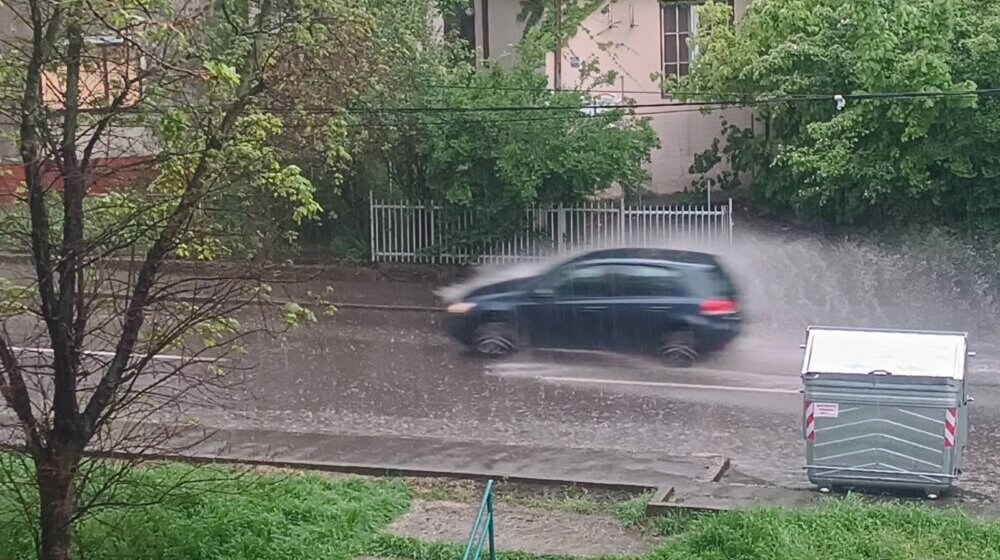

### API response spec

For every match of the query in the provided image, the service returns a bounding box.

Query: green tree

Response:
[335,5,659,255]
[0,0,376,557]
[674,0,1000,225]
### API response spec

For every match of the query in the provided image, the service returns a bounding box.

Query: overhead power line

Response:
[286,87,1000,116]
[281,106,710,131]
[422,82,1000,101]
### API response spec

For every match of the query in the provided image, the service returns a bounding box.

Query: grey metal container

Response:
[801,326,972,497]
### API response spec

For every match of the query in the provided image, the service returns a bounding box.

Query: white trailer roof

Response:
[801,327,968,380]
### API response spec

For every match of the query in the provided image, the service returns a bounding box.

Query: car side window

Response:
[553,265,611,298]
[610,265,683,297]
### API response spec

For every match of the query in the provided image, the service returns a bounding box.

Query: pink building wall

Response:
[476,0,754,196]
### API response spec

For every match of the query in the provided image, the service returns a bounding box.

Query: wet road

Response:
[4,255,1000,501]
[187,304,1000,502]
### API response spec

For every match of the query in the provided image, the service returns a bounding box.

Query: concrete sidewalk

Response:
[173,427,731,490]
[167,427,1000,515]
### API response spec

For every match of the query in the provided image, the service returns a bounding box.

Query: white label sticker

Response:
[814,403,839,418]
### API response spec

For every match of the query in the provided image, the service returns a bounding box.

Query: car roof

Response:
[561,247,720,267]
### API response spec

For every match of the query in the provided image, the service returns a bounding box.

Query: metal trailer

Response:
[801,326,973,498]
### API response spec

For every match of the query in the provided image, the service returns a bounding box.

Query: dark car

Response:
[443,248,742,366]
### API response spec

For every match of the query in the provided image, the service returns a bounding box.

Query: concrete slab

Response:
[644,481,1000,516]
[170,427,731,491]
[646,482,822,514]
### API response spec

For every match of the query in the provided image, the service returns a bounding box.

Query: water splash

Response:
[436,227,1000,350]
[722,228,1000,349]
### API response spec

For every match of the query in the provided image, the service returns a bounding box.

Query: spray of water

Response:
[435,247,601,304]
[437,227,1000,350]
[723,228,1000,349]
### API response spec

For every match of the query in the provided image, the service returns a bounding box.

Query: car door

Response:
[608,264,687,352]
[522,263,614,350]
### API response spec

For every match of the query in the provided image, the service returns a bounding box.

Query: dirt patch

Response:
[405,477,644,509]
[388,500,659,557]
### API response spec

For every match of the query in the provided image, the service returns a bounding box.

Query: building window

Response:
[42,36,142,110]
[661,2,693,79]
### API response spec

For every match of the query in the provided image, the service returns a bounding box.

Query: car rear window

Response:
[694,265,737,299]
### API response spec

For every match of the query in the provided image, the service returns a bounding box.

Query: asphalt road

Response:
[183,303,1000,504]
[4,257,1000,504]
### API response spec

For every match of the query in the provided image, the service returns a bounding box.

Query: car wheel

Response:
[473,322,517,358]
[659,330,697,368]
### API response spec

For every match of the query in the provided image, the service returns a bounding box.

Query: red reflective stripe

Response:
[944,407,957,448]
[804,401,815,440]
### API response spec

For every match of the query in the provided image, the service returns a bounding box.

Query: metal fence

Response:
[370,196,734,264]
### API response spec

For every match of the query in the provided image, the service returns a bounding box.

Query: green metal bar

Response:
[472,513,492,560]
[487,490,496,560]
[462,480,496,560]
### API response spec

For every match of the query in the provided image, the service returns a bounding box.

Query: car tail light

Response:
[700,299,738,315]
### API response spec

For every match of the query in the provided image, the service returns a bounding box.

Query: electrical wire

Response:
[343,105,712,128]
[421,81,1000,100]
[281,87,1000,116]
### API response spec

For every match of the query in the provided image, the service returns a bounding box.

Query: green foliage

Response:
[282,0,660,257]
[674,0,1000,225]
[0,1,390,554]
[648,496,1000,560]
[420,65,658,208]
[0,278,31,317]
[0,0,376,262]
[334,2,659,255]
[0,456,410,560]
[281,301,318,327]
[4,455,1000,560]
[611,492,654,527]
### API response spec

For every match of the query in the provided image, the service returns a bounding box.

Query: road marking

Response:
[536,375,801,395]
[10,347,224,363]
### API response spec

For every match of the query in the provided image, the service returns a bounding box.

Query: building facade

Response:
[472,0,754,196]
[0,6,155,200]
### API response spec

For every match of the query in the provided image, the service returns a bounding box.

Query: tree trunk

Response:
[35,454,78,560]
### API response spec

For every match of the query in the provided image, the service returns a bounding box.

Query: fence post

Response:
[728,197,734,254]
[556,203,567,254]
[369,190,376,263]
[618,195,626,247]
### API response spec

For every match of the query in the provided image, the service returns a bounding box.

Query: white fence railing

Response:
[369,196,733,264]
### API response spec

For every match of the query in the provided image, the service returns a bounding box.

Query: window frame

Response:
[659,1,695,88]
[549,264,614,299]
[41,35,145,111]
[659,0,735,98]
[607,264,685,298]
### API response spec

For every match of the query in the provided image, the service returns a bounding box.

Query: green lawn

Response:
[1,456,1000,560]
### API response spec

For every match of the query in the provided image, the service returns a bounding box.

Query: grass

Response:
[646,498,1000,560]
[2,456,1000,560]
[0,457,410,560]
